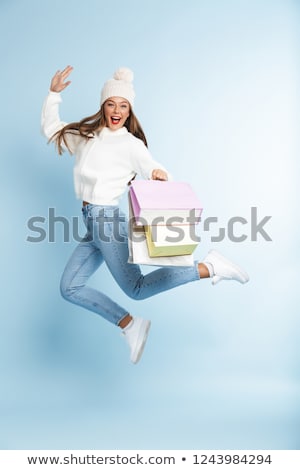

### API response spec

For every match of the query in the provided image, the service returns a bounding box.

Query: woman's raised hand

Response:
[50,65,73,93]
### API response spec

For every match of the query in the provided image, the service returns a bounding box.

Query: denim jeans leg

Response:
[60,235,129,326]
[90,208,200,301]
[60,204,200,326]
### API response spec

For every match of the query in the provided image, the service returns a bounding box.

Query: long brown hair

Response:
[51,103,148,155]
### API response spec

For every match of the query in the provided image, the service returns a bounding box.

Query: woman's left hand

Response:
[151,169,168,181]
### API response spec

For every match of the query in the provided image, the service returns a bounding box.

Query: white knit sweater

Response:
[41,92,170,206]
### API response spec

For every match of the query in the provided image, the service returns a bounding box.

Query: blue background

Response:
[1,0,299,449]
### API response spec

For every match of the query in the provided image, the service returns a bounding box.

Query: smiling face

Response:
[103,97,131,130]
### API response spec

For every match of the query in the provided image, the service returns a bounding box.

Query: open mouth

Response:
[111,116,121,125]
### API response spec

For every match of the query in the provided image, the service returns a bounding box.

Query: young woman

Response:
[41,65,249,364]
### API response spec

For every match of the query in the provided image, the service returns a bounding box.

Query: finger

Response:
[156,171,166,180]
[61,65,73,76]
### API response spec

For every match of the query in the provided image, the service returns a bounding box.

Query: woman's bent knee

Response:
[60,278,76,301]
[122,285,145,301]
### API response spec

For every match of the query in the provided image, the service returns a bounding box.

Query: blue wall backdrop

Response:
[0,0,299,449]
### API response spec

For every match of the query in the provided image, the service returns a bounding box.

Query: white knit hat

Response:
[100,67,135,107]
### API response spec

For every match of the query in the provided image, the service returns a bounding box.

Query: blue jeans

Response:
[60,204,200,325]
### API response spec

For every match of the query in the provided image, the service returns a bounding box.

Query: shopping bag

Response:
[127,196,195,267]
[129,180,202,226]
[144,224,199,257]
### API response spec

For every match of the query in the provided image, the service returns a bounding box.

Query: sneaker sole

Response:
[209,250,249,284]
[131,320,151,364]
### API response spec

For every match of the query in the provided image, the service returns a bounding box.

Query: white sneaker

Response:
[122,317,151,364]
[203,249,249,285]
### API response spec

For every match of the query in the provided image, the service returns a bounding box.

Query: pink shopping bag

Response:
[129,180,202,226]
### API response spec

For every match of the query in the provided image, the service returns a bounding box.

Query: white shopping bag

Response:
[127,195,195,267]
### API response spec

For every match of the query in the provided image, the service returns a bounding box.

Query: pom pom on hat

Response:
[100,67,135,107]
[113,67,134,83]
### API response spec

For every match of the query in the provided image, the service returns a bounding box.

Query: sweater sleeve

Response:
[41,91,80,154]
[130,137,172,180]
